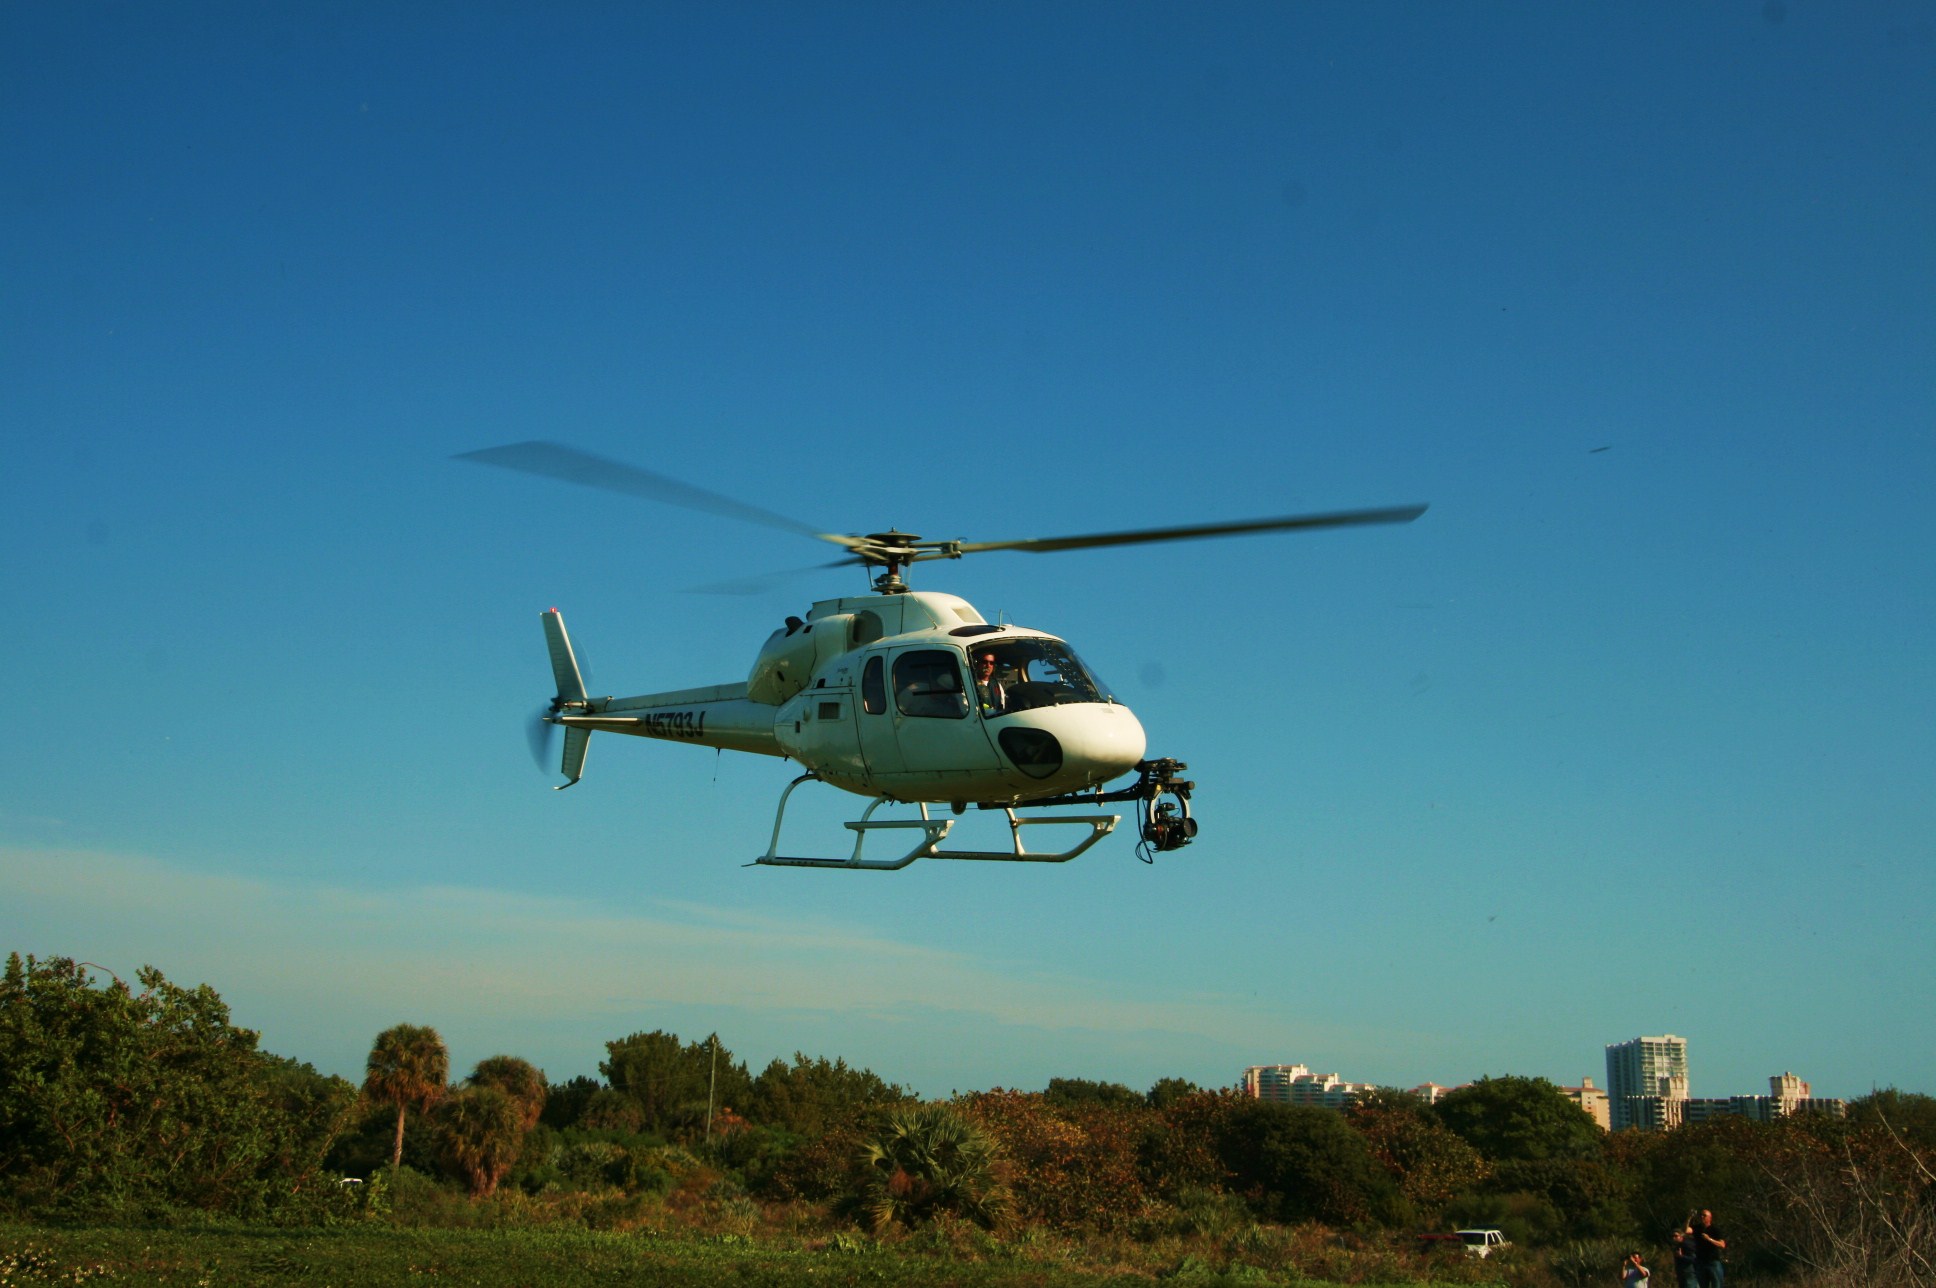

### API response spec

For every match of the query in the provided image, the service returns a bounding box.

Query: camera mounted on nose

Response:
[1135,758,1197,852]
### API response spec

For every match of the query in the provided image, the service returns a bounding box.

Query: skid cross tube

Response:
[754,774,1119,870]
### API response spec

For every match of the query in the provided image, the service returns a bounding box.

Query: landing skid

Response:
[754,774,1119,871]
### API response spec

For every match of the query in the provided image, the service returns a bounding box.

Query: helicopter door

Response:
[857,647,1000,787]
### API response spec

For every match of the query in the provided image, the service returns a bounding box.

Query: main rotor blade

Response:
[689,557,858,596]
[952,504,1429,557]
[455,441,859,550]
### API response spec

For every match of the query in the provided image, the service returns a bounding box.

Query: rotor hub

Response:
[852,529,931,592]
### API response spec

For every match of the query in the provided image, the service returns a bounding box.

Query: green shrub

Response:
[1169,1187,1253,1239]
[847,1102,1011,1233]
[1546,1238,1638,1288]
[377,1164,482,1226]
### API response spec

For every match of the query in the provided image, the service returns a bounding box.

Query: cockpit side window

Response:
[892,650,969,719]
[861,656,886,715]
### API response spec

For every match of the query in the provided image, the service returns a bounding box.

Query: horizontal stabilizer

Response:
[558,726,590,789]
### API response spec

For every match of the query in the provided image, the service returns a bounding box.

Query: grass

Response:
[0,1223,1501,1287]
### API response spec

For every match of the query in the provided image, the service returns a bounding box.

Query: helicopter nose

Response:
[1067,704,1148,781]
[999,704,1146,788]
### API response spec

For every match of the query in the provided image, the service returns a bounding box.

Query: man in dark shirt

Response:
[972,652,1006,717]
[1671,1221,1698,1288]
[1693,1209,1726,1288]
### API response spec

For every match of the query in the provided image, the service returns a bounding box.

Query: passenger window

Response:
[893,650,969,719]
[861,657,886,715]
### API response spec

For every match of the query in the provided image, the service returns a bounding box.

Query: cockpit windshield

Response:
[965,638,1115,717]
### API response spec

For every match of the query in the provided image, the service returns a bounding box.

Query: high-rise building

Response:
[1606,1035,1689,1131]
[1241,1064,1312,1101]
[1239,1064,1376,1109]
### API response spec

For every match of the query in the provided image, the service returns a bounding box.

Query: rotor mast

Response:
[852,530,963,593]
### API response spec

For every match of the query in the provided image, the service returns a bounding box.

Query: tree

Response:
[850,1101,1009,1232]
[960,1089,1155,1232]
[1614,1115,1766,1243]
[363,1023,449,1171]
[468,1055,547,1133]
[437,1085,525,1197]
[540,1075,603,1130]
[0,953,355,1217]
[1218,1100,1404,1228]
[1043,1077,1144,1111]
[599,1030,751,1139]
[746,1053,911,1137]
[579,1087,647,1134]
[1485,1156,1630,1241]
[1347,1087,1490,1216]
[254,1053,364,1194]
[1432,1076,1604,1162]
[1140,1089,1244,1201]
[1147,1077,1203,1109]
[1848,1089,1936,1149]
[1744,1112,1936,1287]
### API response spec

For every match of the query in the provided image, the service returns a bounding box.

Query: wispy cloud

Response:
[1,844,1343,1091]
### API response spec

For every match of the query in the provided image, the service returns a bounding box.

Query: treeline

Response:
[4,954,1932,1286]
[0,955,354,1219]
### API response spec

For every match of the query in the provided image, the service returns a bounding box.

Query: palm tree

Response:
[468,1055,548,1134]
[437,1085,524,1197]
[363,1023,449,1171]
[853,1101,1010,1232]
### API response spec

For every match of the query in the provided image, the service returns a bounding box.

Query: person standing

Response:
[1672,1220,1699,1288]
[1623,1250,1651,1288]
[1692,1209,1726,1288]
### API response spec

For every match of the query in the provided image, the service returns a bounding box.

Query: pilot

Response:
[973,652,1006,717]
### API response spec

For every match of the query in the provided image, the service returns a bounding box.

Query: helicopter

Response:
[457,441,1426,871]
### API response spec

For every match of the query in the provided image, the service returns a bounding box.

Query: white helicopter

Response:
[458,442,1426,871]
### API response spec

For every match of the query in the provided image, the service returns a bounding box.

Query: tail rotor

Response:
[527,704,560,771]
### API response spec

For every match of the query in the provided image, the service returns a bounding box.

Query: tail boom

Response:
[537,609,781,791]
[555,683,782,757]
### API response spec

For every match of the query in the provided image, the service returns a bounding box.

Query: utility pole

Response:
[705,1033,717,1143]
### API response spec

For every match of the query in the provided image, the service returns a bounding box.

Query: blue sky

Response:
[3,2,1930,1105]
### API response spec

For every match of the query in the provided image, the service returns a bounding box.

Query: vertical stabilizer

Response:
[541,609,588,703]
[541,609,592,788]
